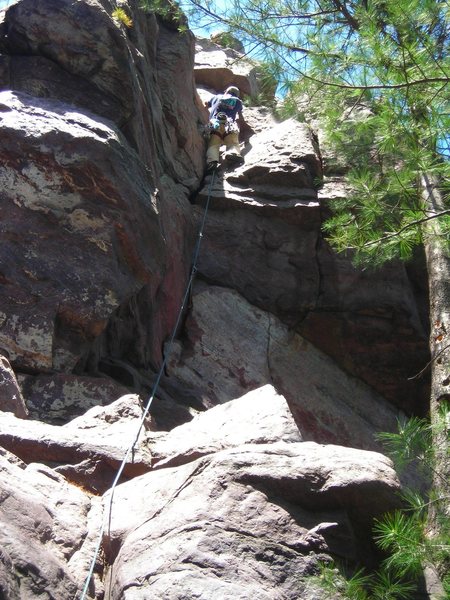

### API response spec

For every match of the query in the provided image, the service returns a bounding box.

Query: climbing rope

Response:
[78,168,217,600]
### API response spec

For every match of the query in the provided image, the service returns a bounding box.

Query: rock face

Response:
[0,0,431,598]
[189,116,429,413]
[0,394,153,494]
[104,441,401,600]
[98,391,402,599]
[0,0,204,385]
[149,385,304,468]
[0,355,28,418]
[195,37,262,98]
[167,283,402,449]
[0,448,100,598]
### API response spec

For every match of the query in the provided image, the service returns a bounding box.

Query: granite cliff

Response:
[0,0,431,598]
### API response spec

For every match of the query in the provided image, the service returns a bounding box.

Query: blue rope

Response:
[78,169,216,599]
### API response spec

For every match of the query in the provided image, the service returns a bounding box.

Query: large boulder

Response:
[103,442,401,599]
[0,0,205,383]
[0,394,152,493]
[149,384,302,468]
[0,90,166,372]
[0,449,100,598]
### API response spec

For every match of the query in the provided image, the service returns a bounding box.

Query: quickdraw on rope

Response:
[78,168,217,600]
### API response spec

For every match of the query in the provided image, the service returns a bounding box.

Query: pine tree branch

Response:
[408,344,450,380]
[298,71,449,90]
[330,0,360,30]
[187,0,338,58]
[246,9,339,20]
[353,209,450,249]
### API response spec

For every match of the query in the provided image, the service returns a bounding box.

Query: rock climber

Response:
[205,85,245,173]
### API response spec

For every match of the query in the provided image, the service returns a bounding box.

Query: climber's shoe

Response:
[206,161,218,174]
[224,152,244,165]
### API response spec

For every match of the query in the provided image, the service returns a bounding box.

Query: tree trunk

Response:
[421,172,449,596]
[421,173,450,494]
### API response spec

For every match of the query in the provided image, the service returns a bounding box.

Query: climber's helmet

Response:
[225,86,240,97]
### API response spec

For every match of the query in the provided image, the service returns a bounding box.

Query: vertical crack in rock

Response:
[266,312,276,387]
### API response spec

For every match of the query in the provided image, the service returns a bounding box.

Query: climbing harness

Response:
[208,111,239,140]
[78,170,217,600]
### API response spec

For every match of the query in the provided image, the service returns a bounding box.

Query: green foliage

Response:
[373,510,425,577]
[316,409,449,598]
[369,570,417,600]
[316,562,415,599]
[139,0,188,31]
[443,571,450,597]
[375,403,450,493]
[112,7,133,28]
[376,416,433,472]
[373,500,450,593]
[375,410,450,595]
[317,564,371,599]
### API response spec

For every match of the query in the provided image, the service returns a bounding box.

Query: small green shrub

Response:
[112,7,133,28]
[316,562,415,599]
[316,407,449,599]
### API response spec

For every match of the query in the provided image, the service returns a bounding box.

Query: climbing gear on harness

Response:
[78,170,218,600]
[209,112,239,140]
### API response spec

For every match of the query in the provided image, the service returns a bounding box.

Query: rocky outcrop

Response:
[0,355,28,418]
[149,385,303,468]
[0,447,100,598]
[101,390,401,599]
[195,37,262,99]
[186,113,429,414]
[104,440,401,600]
[0,388,402,598]
[0,394,152,494]
[0,0,204,395]
[0,0,432,598]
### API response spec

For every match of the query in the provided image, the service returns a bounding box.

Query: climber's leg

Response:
[206,134,222,165]
[223,131,243,163]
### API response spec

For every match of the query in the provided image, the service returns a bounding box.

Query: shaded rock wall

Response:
[0,0,206,420]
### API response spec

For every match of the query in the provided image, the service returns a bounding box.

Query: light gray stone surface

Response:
[167,283,403,450]
[0,355,28,418]
[0,451,100,599]
[149,384,302,468]
[103,442,401,599]
[0,394,152,494]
